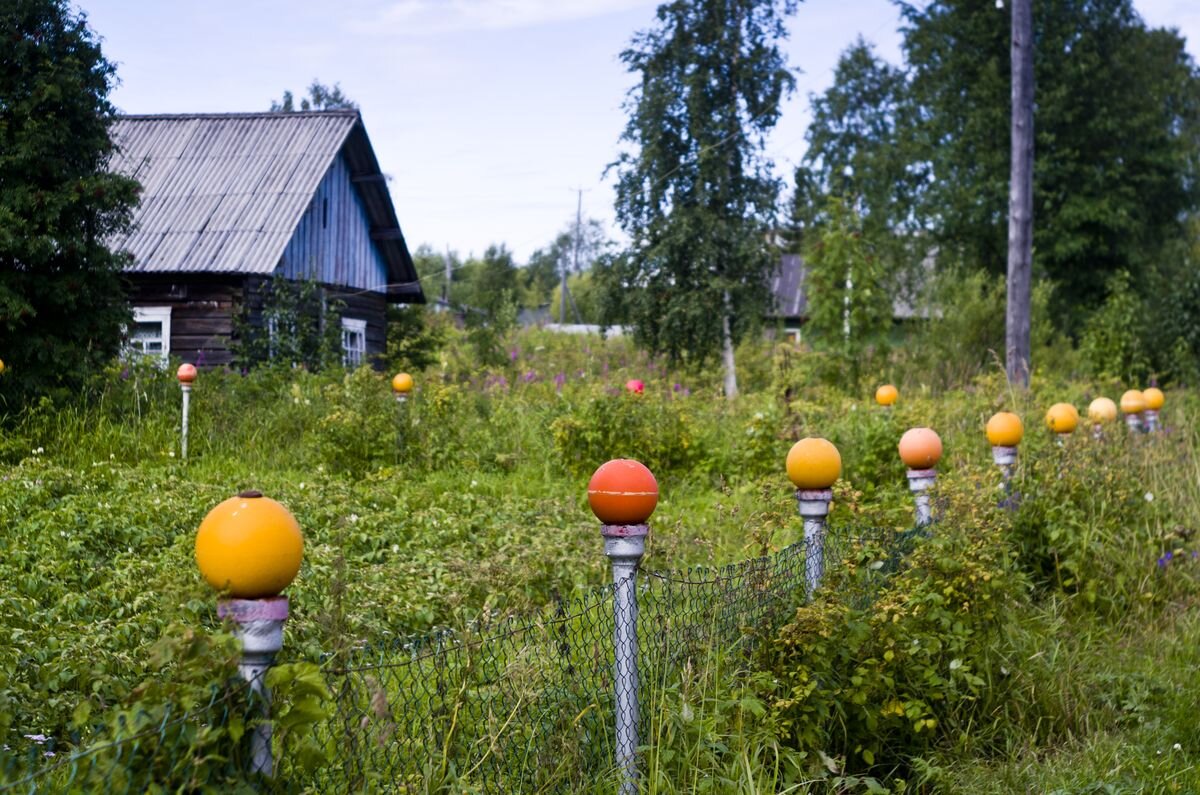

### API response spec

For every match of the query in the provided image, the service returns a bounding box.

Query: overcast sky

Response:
[77,0,1199,264]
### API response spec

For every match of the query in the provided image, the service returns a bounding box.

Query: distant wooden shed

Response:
[109,110,424,367]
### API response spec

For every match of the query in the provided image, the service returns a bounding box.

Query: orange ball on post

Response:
[195,491,304,599]
[786,438,842,490]
[1143,387,1164,411]
[177,363,197,384]
[875,384,898,407]
[898,427,942,469]
[587,459,658,525]
[986,412,1024,447]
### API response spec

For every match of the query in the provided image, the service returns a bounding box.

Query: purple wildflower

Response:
[509,348,520,362]
[522,370,538,383]
[554,373,566,392]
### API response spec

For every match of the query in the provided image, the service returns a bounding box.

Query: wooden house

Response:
[109,110,424,367]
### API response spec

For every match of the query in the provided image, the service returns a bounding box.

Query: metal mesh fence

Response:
[0,523,908,793]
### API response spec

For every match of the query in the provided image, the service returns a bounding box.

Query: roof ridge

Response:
[117,110,360,120]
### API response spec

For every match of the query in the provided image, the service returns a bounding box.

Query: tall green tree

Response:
[897,0,1200,328]
[791,39,925,307]
[0,0,139,407]
[608,0,798,397]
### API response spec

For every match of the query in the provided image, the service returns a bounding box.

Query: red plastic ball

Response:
[625,379,645,395]
[587,459,658,525]
[177,363,197,384]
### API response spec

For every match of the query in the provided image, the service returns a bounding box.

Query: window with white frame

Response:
[129,306,172,361]
[341,317,367,367]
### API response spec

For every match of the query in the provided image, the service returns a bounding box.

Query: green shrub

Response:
[551,391,697,478]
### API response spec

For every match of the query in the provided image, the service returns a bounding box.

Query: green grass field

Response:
[2,328,1198,792]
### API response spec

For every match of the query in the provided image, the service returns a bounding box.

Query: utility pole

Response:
[442,245,452,313]
[1005,0,1034,388]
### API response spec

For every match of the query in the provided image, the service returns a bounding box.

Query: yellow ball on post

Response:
[1088,397,1118,424]
[986,412,1024,447]
[1143,387,1164,411]
[786,438,842,490]
[195,491,303,599]
[1120,390,1146,415]
[1045,403,1079,434]
[391,372,414,395]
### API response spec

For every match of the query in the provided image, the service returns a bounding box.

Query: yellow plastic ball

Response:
[1143,387,1164,411]
[986,412,1024,447]
[195,492,303,599]
[786,438,842,489]
[875,384,898,407]
[391,372,414,394]
[1045,403,1079,434]
[1120,390,1146,415]
[1088,398,1118,424]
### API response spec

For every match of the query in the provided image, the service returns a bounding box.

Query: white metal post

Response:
[907,469,936,527]
[218,597,289,778]
[601,523,647,795]
[795,489,832,599]
[180,383,191,461]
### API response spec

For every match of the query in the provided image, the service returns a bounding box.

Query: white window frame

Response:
[129,306,172,362]
[341,317,367,367]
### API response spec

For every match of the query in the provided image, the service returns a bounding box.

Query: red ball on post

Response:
[177,363,197,384]
[587,459,658,525]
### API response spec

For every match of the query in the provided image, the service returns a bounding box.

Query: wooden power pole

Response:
[1006,0,1034,388]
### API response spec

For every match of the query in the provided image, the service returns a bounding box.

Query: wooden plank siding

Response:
[129,275,244,367]
[327,287,388,360]
[277,153,391,294]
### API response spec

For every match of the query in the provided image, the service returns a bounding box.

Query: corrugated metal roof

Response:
[109,112,423,301]
[770,254,807,320]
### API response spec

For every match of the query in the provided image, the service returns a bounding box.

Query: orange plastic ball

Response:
[587,459,658,525]
[177,363,197,384]
[1120,390,1146,415]
[1088,398,1118,424]
[195,492,304,598]
[391,372,414,394]
[1045,403,1079,434]
[875,384,898,406]
[1143,387,1164,411]
[986,412,1024,447]
[786,438,842,489]
[898,427,942,469]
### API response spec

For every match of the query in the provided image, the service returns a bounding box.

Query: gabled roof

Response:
[108,111,422,301]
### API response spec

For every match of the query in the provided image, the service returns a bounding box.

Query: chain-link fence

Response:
[0,523,906,793]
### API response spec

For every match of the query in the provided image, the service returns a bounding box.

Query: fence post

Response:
[177,364,196,460]
[195,490,304,780]
[219,597,289,776]
[986,412,1023,495]
[1143,387,1164,433]
[899,428,942,528]
[587,459,659,795]
[786,438,841,598]
[1121,390,1145,434]
[1088,397,1117,440]
[391,373,414,461]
